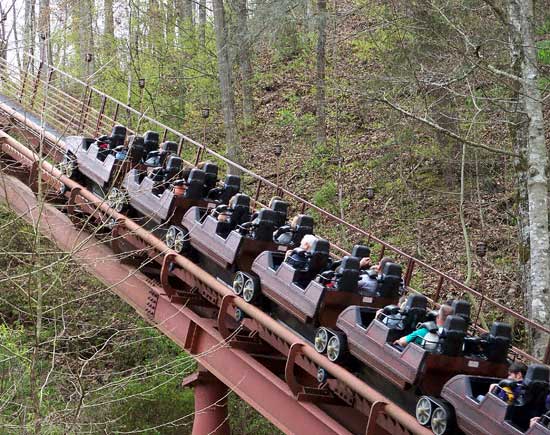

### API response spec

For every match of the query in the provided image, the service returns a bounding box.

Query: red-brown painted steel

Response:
[0,131,430,434]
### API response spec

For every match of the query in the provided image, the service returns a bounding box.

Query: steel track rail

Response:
[0,130,429,434]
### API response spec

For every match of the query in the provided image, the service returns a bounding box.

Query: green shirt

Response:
[403,327,429,345]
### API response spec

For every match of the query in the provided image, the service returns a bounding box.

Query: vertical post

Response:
[81,89,93,135]
[41,69,54,114]
[403,258,415,288]
[181,365,230,435]
[30,62,43,108]
[78,86,90,134]
[113,103,120,123]
[177,136,184,156]
[162,128,168,143]
[19,61,30,103]
[95,95,107,136]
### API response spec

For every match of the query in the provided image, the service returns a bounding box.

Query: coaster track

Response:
[0,53,548,435]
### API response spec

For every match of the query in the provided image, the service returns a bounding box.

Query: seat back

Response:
[219,175,241,204]
[127,136,145,163]
[512,365,550,429]
[145,150,166,167]
[377,262,402,298]
[143,131,160,154]
[439,315,467,356]
[335,256,360,292]
[306,239,330,277]
[271,200,289,227]
[251,209,277,241]
[203,163,219,192]
[164,156,183,181]
[351,245,371,260]
[291,215,314,247]
[110,125,127,148]
[230,194,252,227]
[184,169,206,199]
[452,300,471,323]
[485,322,512,363]
[161,141,178,154]
[401,294,428,332]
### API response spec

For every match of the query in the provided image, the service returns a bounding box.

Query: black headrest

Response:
[525,364,550,385]
[351,245,371,259]
[382,262,402,277]
[271,200,289,215]
[452,300,471,320]
[111,125,127,137]
[161,141,178,153]
[233,194,250,208]
[143,131,160,149]
[165,156,182,171]
[310,239,330,255]
[490,322,512,339]
[97,135,109,142]
[382,304,400,315]
[295,214,314,228]
[188,168,206,183]
[340,256,360,271]
[129,135,144,147]
[404,294,427,311]
[257,209,277,225]
[443,315,467,333]
[224,175,241,189]
[203,163,218,176]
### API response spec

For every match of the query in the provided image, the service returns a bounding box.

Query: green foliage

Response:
[313,180,338,211]
[538,40,550,65]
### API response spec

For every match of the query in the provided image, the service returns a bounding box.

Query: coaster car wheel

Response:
[317,367,328,383]
[241,274,260,304]
[431,402,453,435]
[232,271,245,295]
[314,327,330,354]
[106,187,128,213]
[58,154,77,178]
[166,225,189,254]
[416,396,434,427]
[326,332,347,363]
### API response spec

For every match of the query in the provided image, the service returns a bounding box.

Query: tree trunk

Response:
[77,0,94,78]
[104,0,115,54]
[178,0,194,29]
[38,0,51,67]
[315,0,327,147]
[507,0,550,359]
[24,0,35,72]
[199,0,207,46]
[234,0,254,126]
[213,0,241,174]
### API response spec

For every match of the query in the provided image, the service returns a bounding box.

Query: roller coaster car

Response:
[119,164,211,224]
[329,296,509,395]
[250,249,399,330]
[424,364,550,435]
[182,206,282,278]
[63,126,128,188]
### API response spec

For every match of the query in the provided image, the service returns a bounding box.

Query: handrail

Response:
[1,53,549,357]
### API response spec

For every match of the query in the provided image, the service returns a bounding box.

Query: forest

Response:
[1,0,550,433]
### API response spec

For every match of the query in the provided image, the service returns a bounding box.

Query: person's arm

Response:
[394,328,428,347]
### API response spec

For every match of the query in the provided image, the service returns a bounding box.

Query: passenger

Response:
[376,295,408,328]
[476,362,527,403]
[285,234,318,270]
[273,214,300,245]
[393,303,452,348]
[357,257,394,294]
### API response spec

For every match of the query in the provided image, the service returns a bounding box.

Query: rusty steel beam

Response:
[0,131,430,434]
